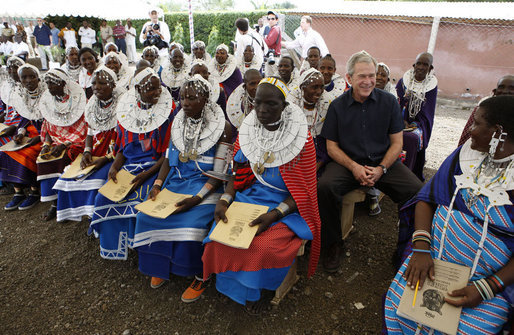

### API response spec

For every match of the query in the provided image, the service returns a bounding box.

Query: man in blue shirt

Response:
[318,50,423,273]
[32,17,53,70]
[49,22,60,47]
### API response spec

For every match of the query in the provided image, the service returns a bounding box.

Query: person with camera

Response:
[264,10,281,57]
[139,8,170,56]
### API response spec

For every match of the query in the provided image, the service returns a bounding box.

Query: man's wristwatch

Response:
[378,164,387,174]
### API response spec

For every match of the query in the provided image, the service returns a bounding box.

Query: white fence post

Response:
[427,16,441,54]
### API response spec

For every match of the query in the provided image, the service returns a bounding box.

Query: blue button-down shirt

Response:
[320,87,403,166]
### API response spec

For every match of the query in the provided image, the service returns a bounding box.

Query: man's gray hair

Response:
[346,50,377,76]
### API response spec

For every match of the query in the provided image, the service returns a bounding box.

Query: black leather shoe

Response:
[323,243,342,273]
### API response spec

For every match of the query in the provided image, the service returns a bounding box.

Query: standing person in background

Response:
[78,21,96,49]
[264,10,281,57]
[234,18,266,68]
[125,19,137,64]
[100,20,113,57]
[49,22,60,47]
[112,20,126,55]
[58,22,78,49]
[2,22,14,41]
[25,21,37,57]
[33,18,54,71]
[283,16,329,61]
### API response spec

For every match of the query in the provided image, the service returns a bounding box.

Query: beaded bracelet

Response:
[473,281,488,301]
[195,185,210,200]
[412,236,431,245]
[489,274,504,292]
[220,193,233,205]
[412,248,431,254]
[492,274,505,289]
[473,278,495,301]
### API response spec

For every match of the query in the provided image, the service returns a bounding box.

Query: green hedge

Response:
[45,11,267,54]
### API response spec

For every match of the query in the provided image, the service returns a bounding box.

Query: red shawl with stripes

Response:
[233,132,321,278]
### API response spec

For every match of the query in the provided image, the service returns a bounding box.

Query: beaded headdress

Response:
[259,77,289,99]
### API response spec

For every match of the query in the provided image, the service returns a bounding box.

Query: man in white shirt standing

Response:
[283,15,329,60]
[78,21,96,49]
[125,19,137,64]
[0,35,14,65]
[11,33,29,60]
[234,18,267,66]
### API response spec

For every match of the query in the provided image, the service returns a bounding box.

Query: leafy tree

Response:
[159,1,185,13]
[273,1,296,9]
[206,25,220,55]
[173,22,185,45]
[198,0,235,11]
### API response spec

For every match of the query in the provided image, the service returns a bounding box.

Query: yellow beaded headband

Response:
[258,77,289,99]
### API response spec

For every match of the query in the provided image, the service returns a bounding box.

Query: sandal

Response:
[43,204,57,221]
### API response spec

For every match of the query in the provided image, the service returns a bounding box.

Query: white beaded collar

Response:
[116,88,172,134]
[39,80,86,127]
[171,102,225,157]
[239,104,308,169]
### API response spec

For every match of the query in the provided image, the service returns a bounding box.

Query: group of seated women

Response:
[0,41,512,332]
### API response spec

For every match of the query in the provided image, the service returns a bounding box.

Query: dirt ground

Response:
[0,98,474,335]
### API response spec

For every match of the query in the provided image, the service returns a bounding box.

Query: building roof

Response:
[1,0,153,20]
[290,1,514,21]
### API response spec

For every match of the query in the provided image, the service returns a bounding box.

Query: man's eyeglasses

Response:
[267,17,276,21]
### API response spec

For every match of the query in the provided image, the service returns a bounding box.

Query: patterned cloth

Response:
[0,105,22,145]
[397,78,437,181]
[54,129,117,222]
[458,106,478,147]
[40,115,88,160]
[0,119,42,186]
[89,119,172,260]
[386,144,513,334]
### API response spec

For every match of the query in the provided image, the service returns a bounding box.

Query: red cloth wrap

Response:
[204,133,321,278]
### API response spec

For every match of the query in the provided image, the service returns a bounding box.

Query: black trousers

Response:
[317,160,423,248]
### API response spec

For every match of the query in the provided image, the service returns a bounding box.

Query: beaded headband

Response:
[104,42,118,52]
[300,68,323,87]
[66,46,79,55]
[44,69,69,84]
[192,40,205,49]
[184,74,212,97]
[169,42,184,52]
[7,56,25,67]
[143,45,159,56]
[17,63,40,77]
[105,51,122,64]
[377,62,390,76]
[216,44,229,53]
[93,65,117,84]
[134,67,158,86]
[259,77,289,99]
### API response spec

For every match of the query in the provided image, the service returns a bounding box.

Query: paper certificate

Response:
[36,148,66,163]
[209,202,269,249]
[0,136,31,151]
[98,169,135,202]
[397,259,471,335]
[61,154,102,179]
[135,189,193,219]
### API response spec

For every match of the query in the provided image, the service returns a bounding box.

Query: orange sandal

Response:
[150,277,166,289]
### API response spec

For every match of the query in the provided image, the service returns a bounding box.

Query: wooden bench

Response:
[271,242,305,306]
[340,188,384,240]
